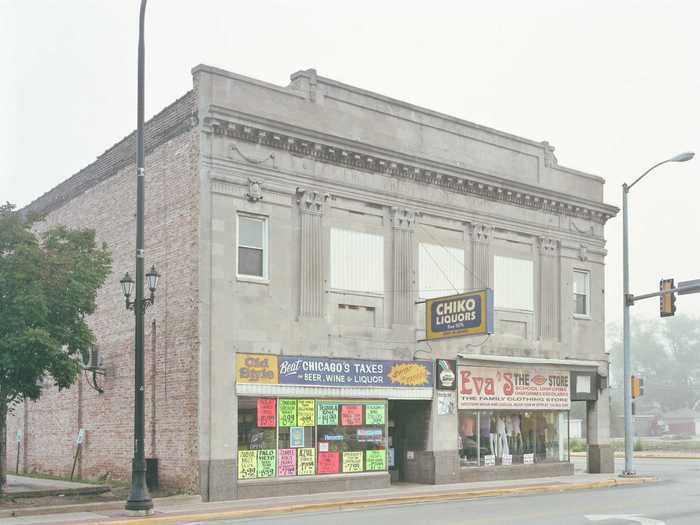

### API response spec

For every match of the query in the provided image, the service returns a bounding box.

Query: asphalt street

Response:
[203,458,700,525]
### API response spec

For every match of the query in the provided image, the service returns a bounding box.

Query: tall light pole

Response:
[123,0,154,514]
[622,151,694,476]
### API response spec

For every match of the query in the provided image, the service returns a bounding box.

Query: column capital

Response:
[390,207,417,230]
[296,188,328,215]
[538,236,559,256]
[471,222,494,244]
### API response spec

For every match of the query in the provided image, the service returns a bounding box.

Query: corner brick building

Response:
[7,65,618,501]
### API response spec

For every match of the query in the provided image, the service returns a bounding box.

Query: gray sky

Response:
[2,0,699,325]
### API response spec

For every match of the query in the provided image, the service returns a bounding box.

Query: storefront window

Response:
[237,397,387,479]
[457,410,569,467]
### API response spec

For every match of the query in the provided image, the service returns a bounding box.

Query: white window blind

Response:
[419,243,464,299]
[330,228,384,294]
[573,270,590,316]
[494,255,533,310]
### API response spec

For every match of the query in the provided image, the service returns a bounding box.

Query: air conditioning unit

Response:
[82,347,103,371]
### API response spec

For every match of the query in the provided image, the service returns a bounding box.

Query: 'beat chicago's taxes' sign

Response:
[425,289,494,341]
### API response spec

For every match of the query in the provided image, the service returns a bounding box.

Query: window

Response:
[419,243,464,299]
[237,214,268,279]
[330,228,384,294]
[573,270,590,316]
[458,410,569,467]
[237,397,387,479]
[494,256,534,311]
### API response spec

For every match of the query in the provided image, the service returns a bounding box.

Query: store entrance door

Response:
[388,400,430,483]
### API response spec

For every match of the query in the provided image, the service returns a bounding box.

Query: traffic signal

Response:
[660,278,676,317]
[631,375,644,399]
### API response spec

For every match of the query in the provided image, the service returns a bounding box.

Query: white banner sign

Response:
[458,365,570,410]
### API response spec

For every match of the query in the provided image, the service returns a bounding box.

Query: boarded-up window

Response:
[494,256,533,311]
[419,243,464,299]
[330,228,384,294]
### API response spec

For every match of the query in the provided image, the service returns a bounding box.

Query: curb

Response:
[75,477,655,525]
[571,452,700,460]
[2,485,111,499]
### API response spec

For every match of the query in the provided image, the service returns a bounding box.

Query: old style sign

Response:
[425,289,494,341]
[458,365,570,410]
[235,354,279,384]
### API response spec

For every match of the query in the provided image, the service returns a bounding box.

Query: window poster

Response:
[256,449,276,478]
[277,448,296,477]
[290,426,305,448]
[364,403,385,425]
[256,399,276,428]
[278,399,297,427]
[317,402,339,425]
[297,399,315,426]
[319,442,329,452]
[238,450,257,480]
[365,450,386,471]
[341,404,363,426]
[298,447,316,475]
[317,451,340,474]
[342,451,363,473]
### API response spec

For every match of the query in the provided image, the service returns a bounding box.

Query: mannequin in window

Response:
[489,415,498,457]
[505,414,514,453]
[496,414,509,458]
[511,414,523,455]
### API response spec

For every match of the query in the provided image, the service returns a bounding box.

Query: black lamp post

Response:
[120,0,155,515]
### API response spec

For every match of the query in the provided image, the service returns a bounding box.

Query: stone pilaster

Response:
[538,237,560,340]
[391,207,416,325]
[297,189,327,319]
[470,223,493,289]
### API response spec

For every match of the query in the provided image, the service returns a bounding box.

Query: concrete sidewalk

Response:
[0,472,655,525]
[3,475,110,498]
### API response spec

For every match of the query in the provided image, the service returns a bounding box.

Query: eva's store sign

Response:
[458,365,570,410]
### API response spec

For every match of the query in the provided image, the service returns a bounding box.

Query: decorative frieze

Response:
[203,118,616,225]
[245,178,264,202]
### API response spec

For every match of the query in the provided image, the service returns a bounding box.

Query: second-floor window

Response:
[237,214,268,280]
[494,255,534,311]
[418,243,464,299]
[573,270,590,316]
[330,228,384,294]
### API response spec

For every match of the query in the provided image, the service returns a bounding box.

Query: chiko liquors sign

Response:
[457,365,571,410]
[425,289,494,341]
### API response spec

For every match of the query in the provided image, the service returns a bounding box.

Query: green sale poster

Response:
[364,403,385,425]
[256,449,276,478]
[317,402,339,425]
[365,450,386,471]
[278,399,297,427]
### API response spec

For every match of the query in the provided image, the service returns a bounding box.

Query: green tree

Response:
[0,203,111,491]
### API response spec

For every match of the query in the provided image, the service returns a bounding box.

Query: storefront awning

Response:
[456,353,604,370]
[236,383,433,400]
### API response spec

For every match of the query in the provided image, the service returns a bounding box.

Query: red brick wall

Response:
[6,94,200,491]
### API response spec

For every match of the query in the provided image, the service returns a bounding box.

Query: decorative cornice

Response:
[203,118,616,225]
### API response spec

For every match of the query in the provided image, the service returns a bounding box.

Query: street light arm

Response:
[626,159,671,191]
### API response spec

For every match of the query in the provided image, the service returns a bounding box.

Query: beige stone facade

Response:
[6,65,618,499]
